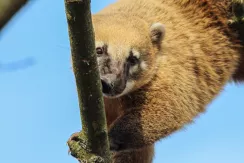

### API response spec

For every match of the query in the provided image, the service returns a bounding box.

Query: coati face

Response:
[93,15,165,98]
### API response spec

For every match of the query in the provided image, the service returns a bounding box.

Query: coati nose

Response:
[101,80,112,94]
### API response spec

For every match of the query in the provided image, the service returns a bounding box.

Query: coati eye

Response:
[96,47,104,55]
[127,54,139,66]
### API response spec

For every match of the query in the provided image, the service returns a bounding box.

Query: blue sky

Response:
[0,0,243,163]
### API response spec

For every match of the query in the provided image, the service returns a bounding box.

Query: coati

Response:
[69,0,244,162]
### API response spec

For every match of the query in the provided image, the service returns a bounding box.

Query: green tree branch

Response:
[64,0,111,162]
[0,0,28,31]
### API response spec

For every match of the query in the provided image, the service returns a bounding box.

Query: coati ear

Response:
[150,23,165,44]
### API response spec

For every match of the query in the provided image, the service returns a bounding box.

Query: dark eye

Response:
[96,47,103,55]
[127,55,139,66]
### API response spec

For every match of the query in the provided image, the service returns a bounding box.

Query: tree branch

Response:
[0,0,28,31]
[64,0,111,162]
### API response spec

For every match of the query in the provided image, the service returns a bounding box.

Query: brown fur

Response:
[112,145,154,163]
[91,0,244,162]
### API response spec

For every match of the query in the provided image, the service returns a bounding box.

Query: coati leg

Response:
[112,145,154,163]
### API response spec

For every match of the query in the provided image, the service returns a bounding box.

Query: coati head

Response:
[93,14,165,98]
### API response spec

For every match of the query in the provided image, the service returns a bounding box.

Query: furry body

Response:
[88,0,244,162]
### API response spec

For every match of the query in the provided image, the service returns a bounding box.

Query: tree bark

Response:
[64,0,111,162]
[0,0,28,31]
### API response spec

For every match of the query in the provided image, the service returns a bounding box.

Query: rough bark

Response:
[0,0,28,31]
[64,0,111,162]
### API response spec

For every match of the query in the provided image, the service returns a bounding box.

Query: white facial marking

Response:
[103,80,135,99]
[140,61,148,70]
[131,49,140,59]
[129,65,139,75]
[118,80,135,97]
[96,41,105,47]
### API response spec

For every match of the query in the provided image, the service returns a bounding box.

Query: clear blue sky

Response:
[0,0,243,163]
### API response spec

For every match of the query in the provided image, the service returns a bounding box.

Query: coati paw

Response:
[67,132,104,163]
